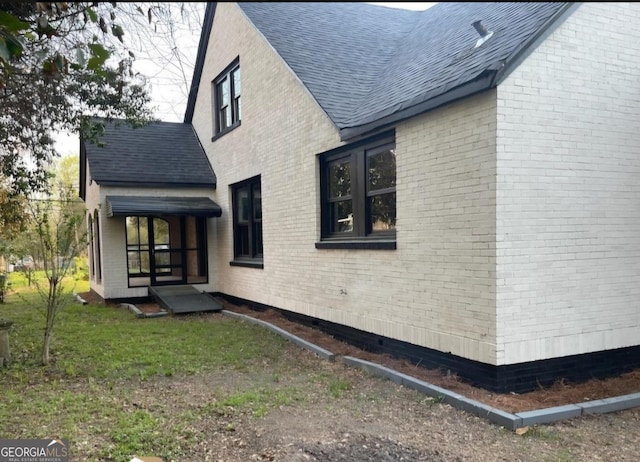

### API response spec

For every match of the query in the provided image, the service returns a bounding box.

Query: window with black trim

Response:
[231,176,263,267]
[213,57,241,138]
[94,209,102,282]
[318,132,396,249]
[88,213,94,279]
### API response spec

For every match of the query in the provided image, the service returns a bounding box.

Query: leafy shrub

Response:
[74,256,89,281]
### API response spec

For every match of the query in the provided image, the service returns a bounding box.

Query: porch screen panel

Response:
[152,218,171,274]
[186,217,208,284]
[126,216,150,275]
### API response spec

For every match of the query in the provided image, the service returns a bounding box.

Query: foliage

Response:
[0,154,86,269]
[0,2,157,202]
[0,187,26,236]
[73,255,88,281]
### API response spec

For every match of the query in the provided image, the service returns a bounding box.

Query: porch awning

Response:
[105,195,222,218]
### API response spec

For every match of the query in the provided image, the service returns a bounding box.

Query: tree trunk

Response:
[0,321,13,367]
[42,324,52,365]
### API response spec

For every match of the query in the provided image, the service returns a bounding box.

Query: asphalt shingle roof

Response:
[83,120,216,187]
[235,2,569,138]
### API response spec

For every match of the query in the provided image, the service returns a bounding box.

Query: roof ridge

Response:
[187,2,573,141]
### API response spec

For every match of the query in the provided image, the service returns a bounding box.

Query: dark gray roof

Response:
[83,120,216,188]
[192,2,570,140]
[106,195,222,217]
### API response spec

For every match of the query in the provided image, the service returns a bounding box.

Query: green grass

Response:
[1,276,286,381]
[0,280,292,460]
[329,379,352,398]
[205,387,300,419]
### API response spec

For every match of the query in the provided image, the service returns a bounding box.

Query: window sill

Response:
[315,240,396,250]
[212,121,241,141]
[230,259,264,269]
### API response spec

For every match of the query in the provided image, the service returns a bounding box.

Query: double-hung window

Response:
[213,57,241,138]
[318,131,396,249]
[231,176,263,267]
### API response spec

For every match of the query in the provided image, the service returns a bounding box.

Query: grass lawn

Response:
[0,274,302,461]
[1,273,637,462]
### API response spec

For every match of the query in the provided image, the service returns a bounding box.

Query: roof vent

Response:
[472,20,493,48]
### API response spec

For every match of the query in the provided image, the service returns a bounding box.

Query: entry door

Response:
[150,217,186,286]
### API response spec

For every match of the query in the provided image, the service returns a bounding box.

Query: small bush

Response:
[73,256,89,281]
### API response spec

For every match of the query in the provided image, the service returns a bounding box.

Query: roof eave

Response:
[184,3,217,124]
[95,180,217,189]
[79,139,87,201]
[339,73,495,142]
[492,2,579,87]
[340,2,578,143]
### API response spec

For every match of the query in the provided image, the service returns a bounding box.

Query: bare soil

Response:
[80,291,640,414]
[76,292,640,461]
[219,302,640,414]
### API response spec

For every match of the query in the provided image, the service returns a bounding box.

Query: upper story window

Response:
[213,57,241,139]
[317,131,396,250]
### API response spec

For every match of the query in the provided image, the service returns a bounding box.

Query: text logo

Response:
[0,439,69,462]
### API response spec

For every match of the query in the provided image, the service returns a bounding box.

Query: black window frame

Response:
[94,209,102,283]
[88,213,94,279]
[212,57,241,140]
[126,216,153,277]
[230,175,263,268]
[317,131,397,250]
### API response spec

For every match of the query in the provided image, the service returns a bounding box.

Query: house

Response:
[80,2,640,393]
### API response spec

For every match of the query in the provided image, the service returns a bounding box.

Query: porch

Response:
[106,195,222,289]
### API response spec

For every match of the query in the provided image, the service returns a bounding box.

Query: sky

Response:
[54,2,436,155]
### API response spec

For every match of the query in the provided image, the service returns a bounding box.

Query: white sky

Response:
[54,2,436,156]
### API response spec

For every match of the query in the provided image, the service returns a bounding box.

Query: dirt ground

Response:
[112,294,640,414]
[120,347,640,462]
[78,293,640,461]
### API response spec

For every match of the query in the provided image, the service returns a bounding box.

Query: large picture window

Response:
[213,57,241,137]
[318,131,396,249]
[231,176,263,267]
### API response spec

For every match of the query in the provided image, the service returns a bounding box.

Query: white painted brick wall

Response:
[82,163,218,300]
[497,3,640,364]
[83,161,105,298]
[191,4,498,364]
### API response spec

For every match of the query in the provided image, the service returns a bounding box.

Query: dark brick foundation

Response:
[214,292,640,394]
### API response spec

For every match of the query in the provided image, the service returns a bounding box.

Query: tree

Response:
[2,153,88,364]
[122,2,205,122]
[28,179,86,365]
[0,187,26,237]
[0,2,156,201]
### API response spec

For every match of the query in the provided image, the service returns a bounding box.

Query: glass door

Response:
[150,217,186,286]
